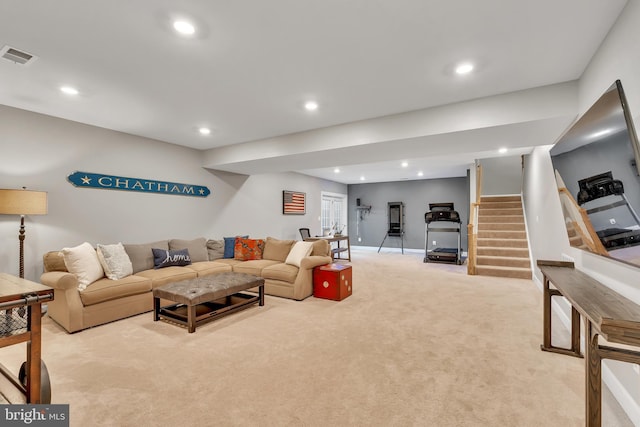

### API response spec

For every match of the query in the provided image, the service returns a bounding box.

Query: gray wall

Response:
[0,105,346,281]
[347,176,469,252]
[479,155,523,195]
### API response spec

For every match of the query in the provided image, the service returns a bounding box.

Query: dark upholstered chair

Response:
[299,228,311,240]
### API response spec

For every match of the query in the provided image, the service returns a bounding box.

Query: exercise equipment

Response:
[424,203,462,264]
[355,198,371,243]
[577,171,640,249]
[378,202,405,253]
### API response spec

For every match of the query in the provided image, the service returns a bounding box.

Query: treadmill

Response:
[424,203,462,264]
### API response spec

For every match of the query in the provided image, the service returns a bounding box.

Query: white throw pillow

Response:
[61,242,105,290]
[97,242,133,280]
[285,241,314,267]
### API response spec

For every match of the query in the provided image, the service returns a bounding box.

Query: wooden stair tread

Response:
[476,239,528,248]
[477,248,530,257]
[475,265,532,279]
[477,264,531,271]
[477,255,530,261]
[480,196,522,202]
[478,230,527,240]
[476,255,531,267]
[477,216,524,222]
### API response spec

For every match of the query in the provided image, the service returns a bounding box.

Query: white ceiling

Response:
[0,1,629,184]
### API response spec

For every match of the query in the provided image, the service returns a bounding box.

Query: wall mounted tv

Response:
[550,80,640,268]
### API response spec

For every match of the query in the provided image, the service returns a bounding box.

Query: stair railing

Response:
[467,164,482,275]
[557,187,609,256]
[554,170,608,256]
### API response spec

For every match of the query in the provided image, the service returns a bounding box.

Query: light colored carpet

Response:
[0,248,633,426]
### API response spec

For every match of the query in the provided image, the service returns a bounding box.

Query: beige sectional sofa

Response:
[40,237,331,333]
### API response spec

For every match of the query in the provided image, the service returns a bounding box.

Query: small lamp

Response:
[0,188,48,279]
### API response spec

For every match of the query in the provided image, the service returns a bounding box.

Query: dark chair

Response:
[299,228,311,240]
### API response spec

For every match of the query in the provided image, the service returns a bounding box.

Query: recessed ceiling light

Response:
[199,127,211,135]
[401,161,408,168]
[334,168,340,173]
[173,20,195,35]
[417,171,424,177]
[455,62,474,75]
[499,147,508,154]
[304,101,318,111]
[360,176,365,181]
[60,86,78,95]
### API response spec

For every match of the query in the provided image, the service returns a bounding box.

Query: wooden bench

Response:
[538,260,640,427]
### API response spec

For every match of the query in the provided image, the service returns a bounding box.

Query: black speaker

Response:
[356,198,361,206]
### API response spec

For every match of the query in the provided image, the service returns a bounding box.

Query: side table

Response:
[313,263,352,301]
[0,273,54,403]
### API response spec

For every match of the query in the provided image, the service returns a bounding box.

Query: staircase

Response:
[475,195,532,279]
[565,221,589,250]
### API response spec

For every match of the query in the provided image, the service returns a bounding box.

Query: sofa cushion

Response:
[169,238,208,262]
[285,241,314,267]
[186,261,233,277]
[124,240,169,273]
[262,263,298,283]
[152,248,192,269]
[43,251,68,273]
[212,258,243,267]
[61,242,105,291]
[232,259,280,276]
[79,275,152,306]
[136,267,197,288]
[206,239,225,260]
[262,237,296,262]
[223,235,248,258]
[97,243,133,280]
[311,239,330,257]
[234,238,265,261]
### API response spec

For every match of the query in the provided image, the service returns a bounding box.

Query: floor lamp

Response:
[0,188,48,279]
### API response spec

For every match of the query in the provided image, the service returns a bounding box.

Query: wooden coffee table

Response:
[153,272,264,333]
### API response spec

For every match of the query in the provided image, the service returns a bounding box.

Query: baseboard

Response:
[353,245,468,257]
[532,275,640,426]
[602,363,640,426]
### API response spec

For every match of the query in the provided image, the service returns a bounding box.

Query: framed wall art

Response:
[283,190,306,215]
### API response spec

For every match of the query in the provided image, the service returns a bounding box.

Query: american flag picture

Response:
[283,190,306,214]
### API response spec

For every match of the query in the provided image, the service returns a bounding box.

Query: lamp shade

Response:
[0,189,48,215]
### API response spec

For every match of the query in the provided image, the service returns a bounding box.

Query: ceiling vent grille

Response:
[0,45,37,65]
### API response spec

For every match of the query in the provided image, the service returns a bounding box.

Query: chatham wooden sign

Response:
[67,171,210,197]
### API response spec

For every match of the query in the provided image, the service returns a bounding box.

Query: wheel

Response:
[19,360,52,404]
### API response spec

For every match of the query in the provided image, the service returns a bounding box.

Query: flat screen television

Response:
[549,80,640,267]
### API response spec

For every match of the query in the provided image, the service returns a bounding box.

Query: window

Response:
[320,192,347,235]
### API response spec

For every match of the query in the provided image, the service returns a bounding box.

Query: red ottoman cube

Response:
[313,263,352,301]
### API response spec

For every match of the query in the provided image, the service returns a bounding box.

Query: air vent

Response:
[0,45,37,65]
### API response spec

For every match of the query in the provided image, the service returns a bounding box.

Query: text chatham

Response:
[68,171,210,197]
[96,176,198,194]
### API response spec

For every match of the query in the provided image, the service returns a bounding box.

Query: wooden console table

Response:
[305,235,351,261]
[537,260,640,427]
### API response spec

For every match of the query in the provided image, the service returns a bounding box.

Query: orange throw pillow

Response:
[234,238,265,261]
